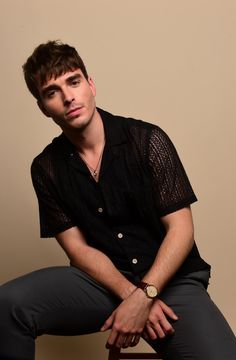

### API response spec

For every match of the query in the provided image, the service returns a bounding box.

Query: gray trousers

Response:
[0,266,235,360]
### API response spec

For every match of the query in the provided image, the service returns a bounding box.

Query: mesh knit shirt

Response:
[31,108,210,277]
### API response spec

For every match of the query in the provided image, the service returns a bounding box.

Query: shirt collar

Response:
[97,107,128,146]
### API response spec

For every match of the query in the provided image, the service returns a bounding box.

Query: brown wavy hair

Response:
[23,40,88,100]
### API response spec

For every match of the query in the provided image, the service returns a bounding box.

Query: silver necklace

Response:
[79,141,105,180]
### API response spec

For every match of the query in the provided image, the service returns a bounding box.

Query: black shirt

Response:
[31,108,210,277]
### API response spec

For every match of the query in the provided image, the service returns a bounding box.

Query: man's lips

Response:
[66,106,83,117]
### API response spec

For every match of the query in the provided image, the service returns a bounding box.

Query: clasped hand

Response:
[101,289,178,349]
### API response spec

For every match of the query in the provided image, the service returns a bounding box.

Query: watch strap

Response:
[137,281,149,291]
[137,281,159,298]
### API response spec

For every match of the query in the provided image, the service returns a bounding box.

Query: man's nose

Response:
[62,88,75,105]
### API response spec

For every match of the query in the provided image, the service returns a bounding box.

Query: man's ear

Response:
[37,100,50,117]
[88,77,96,97]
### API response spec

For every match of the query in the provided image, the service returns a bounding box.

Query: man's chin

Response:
[61,118,90,133]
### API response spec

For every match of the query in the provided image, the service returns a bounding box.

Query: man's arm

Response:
[143,206,194,292]
[141,206,194,340]
[103,206,193,344]
[56,226,137,300]
[56,225,178,348]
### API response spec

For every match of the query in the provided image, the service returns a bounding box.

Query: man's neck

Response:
[63,108,105,154]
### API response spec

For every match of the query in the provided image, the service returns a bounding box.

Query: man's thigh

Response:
[0,266,119,337]
[148,272,236,360]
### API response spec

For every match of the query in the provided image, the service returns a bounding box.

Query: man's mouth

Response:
[66,106,83,118]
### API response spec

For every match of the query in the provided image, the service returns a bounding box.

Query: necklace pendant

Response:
[93,171,97,177]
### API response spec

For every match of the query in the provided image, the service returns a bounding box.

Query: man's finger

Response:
[146,323,158,340]
[158,317,175,335]
[101,312,115,332]
[158,300,178,320]
[123,334,133,348]
[106,328,119,348]
[115,334,127,348]
[142,329,150,341]
[122,333,141,348]
[153,321,166,339]
[130,334,141,347]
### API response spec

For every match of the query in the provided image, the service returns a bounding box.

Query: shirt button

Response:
[98,207,103,213]
[117,233,123,239]
[132,258,138,264]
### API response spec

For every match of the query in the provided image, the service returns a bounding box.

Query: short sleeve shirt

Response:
[31,108,210,276]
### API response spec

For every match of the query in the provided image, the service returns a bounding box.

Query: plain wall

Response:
[0,1,235,358]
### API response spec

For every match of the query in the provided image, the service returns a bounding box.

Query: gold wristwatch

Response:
[137,281,159,299]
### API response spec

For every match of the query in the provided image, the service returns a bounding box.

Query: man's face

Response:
[37,69,97,132]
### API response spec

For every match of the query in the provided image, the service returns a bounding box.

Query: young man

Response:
[0,40,235,360]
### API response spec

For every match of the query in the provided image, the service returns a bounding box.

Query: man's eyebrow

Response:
[40,73,82,97]
[41,84,59,97]
[65,73,82,83]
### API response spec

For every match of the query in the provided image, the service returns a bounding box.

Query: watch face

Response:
[146,285,158,298]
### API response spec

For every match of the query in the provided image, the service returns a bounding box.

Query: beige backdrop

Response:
[0,0,235,359]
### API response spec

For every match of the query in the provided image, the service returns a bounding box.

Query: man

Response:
[0,40,235,360]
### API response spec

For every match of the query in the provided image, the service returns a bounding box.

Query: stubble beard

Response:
[62,104,97,136]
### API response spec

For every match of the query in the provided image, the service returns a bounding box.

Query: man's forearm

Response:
[71,245,137,299]
[142,207,194,293]
[56,228,136,300]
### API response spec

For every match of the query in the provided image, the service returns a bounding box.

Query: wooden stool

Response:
[108,347,161,359]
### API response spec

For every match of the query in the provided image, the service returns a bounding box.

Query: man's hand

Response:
[143,299,178,341]
[101,288,178,349]
[101,289,153,349]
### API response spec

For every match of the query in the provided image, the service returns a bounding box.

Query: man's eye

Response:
[71,79,80,86]
[46,90,56,98]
